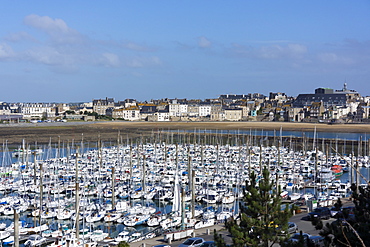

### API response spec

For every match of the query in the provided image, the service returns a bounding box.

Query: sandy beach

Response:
[94,121,370,133]
[1,121,370,146]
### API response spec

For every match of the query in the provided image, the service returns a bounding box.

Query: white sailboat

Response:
[160,169,182,230]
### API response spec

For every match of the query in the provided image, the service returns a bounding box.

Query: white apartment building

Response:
[112,107,140,121]
[335,106,351,119]
[156,110,170,121]
[224,108,243,121]
[0,102,11,115]
[188,105,199,117]
[199,104,212,117]
[18,103,56,119]
[211,110,225,121]
[169,103,188,117]
[348,102,360,113]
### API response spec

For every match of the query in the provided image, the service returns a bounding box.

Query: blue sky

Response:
[0,1,369,102]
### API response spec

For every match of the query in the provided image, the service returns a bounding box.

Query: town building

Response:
[169,100,188,118]
[293,84,360,108]
[224,108,243,121]
[18,103,57,119]
[93,97,115,115]
[0,102,11,115]
[111,106,140,121]
[148,110,169,121]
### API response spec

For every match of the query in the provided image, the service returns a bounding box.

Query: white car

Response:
[287,222,298,234]
[179,237,205,247]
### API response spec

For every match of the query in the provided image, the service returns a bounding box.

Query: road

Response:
[128,210,319,247]
[130,199,355,247]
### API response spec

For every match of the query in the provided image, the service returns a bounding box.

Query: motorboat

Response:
[24,234,47,247]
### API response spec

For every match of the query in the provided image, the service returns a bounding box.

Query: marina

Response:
[0,132,369,246]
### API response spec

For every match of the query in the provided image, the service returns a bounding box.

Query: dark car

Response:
[341,206,355,221]
[288,232,312,245]
[309,235,325,247]
[330,206,341,217]
[200,241,215,247]
[308,207,331,220]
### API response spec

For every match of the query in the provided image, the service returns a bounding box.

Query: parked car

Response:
[200,241,215,247]
[179,237,205,247]
[308,207,331,220]
[287,222,298,234]
[287,233,325,247]
[279,222,298,235]
[330,206,341,217]
[341,206,355,221]
[287,232,312,246]
[309,235,325,247]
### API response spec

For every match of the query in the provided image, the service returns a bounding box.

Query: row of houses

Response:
[1,83,370,123]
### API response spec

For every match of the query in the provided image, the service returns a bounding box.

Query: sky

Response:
[0,1,370,103]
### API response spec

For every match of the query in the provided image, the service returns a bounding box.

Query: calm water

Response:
[172,129,369,141]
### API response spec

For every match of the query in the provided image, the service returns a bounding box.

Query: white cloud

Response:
[126,58,143,68]
[259,45,284,59]
[5,31,37,43]
[317,52,354,65]
[258,43,307,59]
[198,36,212,48]
[101,53,120,67]
[0,14,165,78]
[24,14,84,44]
[23,45,84,73]
[287,44,307,57]
[123,42,153,52]
[230,43,252,56]
[24,14,70,34]
[229,43,308,61]
[25,47,68,65]
[0,43,15,59]
[124,56,162,68]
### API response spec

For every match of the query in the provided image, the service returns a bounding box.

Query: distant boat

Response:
[12,148,43,158]
[289,193,302,201]
[0,230,10,240]
[331,165,343,178]
[2,235,14,246]
[318,168,335,182]
[24,234,47,247]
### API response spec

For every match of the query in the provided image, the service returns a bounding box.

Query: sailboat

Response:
[160,170,182,230]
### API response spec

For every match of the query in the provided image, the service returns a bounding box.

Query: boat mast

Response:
[39,162,43,229]
[14,209,19,247]
[75,150,80,241]
[112,167,116,210]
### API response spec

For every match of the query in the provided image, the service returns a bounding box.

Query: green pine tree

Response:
[214,229,228,247]
[223,166,292,247]
[118,241,130,247]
